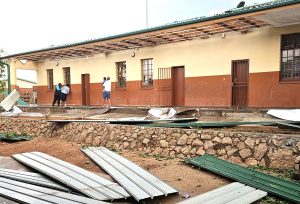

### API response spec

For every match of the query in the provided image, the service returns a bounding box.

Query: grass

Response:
[260,196,289,204]
[248,165,296,181]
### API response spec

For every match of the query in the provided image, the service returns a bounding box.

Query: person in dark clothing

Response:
[52,83,62,106]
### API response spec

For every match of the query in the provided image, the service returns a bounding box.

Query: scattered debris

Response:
[181,193,190,199]
[267,109,300,122]
[187,155,300,203]
[12,152,130,201]
[177,182,267,204]
[148,107,177,119]
[0,90,20,111]
[82,147,178,201]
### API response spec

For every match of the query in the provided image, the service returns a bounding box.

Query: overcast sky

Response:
[0,0,271,55]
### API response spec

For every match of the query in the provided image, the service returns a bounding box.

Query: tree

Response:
[0,49,8,94]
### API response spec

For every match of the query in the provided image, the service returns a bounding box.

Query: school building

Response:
[1,0,300,108]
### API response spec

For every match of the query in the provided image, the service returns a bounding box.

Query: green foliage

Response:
[0,58,7,94]
[260,196,289,204]
[248,165,295,181]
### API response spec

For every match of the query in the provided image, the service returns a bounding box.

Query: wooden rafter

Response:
[14,16,269,61]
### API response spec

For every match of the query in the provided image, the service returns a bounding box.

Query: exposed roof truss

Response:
[17,17,268,62]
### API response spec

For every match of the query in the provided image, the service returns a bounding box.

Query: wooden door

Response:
[158,68,172,106]
[81,74,90,106]
[232,60,249,107]
[172,66,185,106]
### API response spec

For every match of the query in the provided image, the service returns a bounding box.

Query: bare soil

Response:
[0,137,229,203]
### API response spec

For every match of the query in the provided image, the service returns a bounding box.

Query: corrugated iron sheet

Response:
[0,168,69,192]
[188,155,300,203]
[0,89,20,111]
[0,177,106,204]
[177,182,267,204]
[12,152,130,201]
[82,147,178,201]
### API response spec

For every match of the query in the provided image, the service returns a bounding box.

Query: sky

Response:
[0,0,271,56]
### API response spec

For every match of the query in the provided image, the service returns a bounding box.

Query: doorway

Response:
[81,74,90,106]
[172,66,185,106]
[231,60,249,108]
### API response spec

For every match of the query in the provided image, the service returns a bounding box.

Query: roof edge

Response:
[1,0,300,60]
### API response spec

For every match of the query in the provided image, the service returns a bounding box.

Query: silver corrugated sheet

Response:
[12,152,130,201]
[0,89,20,111]
[0,176,107,204]
[0,168,69,191]
[177,182,267,204]
[82,147,178,201]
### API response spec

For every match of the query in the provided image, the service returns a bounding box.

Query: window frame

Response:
[63,67,71,85]
[280,33,300,82]
[46,69,53,90]
[141,58,154,88]
[116,61,126,88]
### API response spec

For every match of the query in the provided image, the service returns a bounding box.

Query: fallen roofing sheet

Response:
[139,120,287,128]
[47,117,197,124]
[177,182,267,204]
[276,122,300,130]
[0,133,32,142]
[12,152,130,201]
[0,89,20,111]
[0,168,69,192]
[82,147,178,201]
[267,109,300,121]
[187,155,300,203]
[0,176,106,204]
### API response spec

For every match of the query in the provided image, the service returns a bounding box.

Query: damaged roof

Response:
[1,0,300,61]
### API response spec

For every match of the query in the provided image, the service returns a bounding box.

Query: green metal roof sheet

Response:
[1,0,300,60]
[188,155,300,203]
[139,120,297,128]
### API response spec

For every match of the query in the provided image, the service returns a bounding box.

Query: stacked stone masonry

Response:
[0,118,299,169]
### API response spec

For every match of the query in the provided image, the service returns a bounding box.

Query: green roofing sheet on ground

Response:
[187,155,300,203]
[0,133,32,142]
[1,0,300,60]
[139,120,296,128]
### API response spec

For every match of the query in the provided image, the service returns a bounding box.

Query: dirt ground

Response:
[0,137,229,204]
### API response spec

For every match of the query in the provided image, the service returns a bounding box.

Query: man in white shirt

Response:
[103,77,111,106]
[60,84,70,107]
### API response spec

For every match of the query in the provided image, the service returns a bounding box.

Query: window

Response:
[47,69,53,90]
[141,58,153,87]
[116,61,126,88]
[281,33,300,80]
[63,67,71,85]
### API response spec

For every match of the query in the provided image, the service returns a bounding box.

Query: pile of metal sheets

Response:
[0,168,69,191]
[82,146,178,201]
[0,177,106,204]
[12,152,130,201]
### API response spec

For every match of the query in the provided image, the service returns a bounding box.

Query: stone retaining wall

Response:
[0,118,299,169]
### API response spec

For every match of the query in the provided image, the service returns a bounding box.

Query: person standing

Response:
[103,77,111,107]
[102,77,106,103]
[60,84,70,107]
[52,83,62,107]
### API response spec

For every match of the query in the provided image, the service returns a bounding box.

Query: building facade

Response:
[2,0,300,108]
